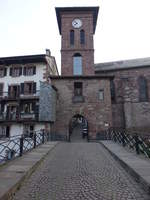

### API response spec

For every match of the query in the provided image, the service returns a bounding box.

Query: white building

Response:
[0,50,58,138]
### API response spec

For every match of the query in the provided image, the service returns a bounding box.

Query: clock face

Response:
[72,19,82,28]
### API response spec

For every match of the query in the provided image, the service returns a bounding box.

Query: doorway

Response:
[69,114,88,142]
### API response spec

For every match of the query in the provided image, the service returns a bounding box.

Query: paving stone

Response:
[12,143,150,200]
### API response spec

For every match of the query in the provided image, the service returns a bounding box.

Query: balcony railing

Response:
[0,112,38,121]
[0,90,40,100]
[20,112,38,120]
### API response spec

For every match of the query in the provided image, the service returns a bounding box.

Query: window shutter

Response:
[20,103,23,111]
[1,102,4,112]
[4,68,7,76]
[33,82,36,94]
[20,83,24,94]
[32,102,36,111]
[23,67,26,75]
[0,84,3,96]
[9,68,12,76]
[35,104,39,112]
[33,66,36,75]
[8,86,11,96]
[19,67,22,76]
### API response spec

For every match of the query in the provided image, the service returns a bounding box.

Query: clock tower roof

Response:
[55,7,99,35]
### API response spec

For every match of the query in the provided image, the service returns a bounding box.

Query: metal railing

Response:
[106,127,150,158]
[0,90,40,99]
[0,129,50,165]
[0,112,39,121]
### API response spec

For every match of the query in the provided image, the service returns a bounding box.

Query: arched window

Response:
[70,30,74,45]
[138,76,148,101]
[73,53,82,75]
[80,30,85,45]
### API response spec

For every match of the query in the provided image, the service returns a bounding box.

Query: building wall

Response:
[51,78,112,138]
[10,124,23,137]
[61,12,95,75]
[96,67,150,130]
[0,63,45,93]
[9,123,46,137]
[0,54,58,139]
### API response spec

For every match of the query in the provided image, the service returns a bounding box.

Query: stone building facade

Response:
[50,7,113,139]
[95,58,150,132]
[51,6,150,138]
[51,76,112,138]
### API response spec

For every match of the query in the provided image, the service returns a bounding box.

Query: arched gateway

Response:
[69,114,89,142]
[50,7,112,140]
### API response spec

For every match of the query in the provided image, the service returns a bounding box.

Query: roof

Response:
[55,7,99,34]
[0,54,47,65]
[95,57,150,72]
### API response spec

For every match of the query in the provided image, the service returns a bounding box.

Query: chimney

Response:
[46,49,51,56]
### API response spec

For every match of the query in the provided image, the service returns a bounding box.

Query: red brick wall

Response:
[51,78,112,138]
[60,11,95,75]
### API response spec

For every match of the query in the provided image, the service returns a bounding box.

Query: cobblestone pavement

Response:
[12,143,150,200]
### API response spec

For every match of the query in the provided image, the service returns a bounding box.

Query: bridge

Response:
[0,129,150,200]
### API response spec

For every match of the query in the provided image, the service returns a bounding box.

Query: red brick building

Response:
[51,7,113,139]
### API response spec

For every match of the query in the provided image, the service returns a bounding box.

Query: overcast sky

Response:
[0,0,150,73]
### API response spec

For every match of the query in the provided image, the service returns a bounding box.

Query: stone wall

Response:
[51,77,112,138]
[39,82,56,122]
[96,66,150,131]
[112,103,125,128]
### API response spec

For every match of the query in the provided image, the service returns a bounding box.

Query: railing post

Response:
[34,132,36,148]
[20,136,23,157]
[42,129,45,144]
[134,133,140,155]
[114,131,117,142]
[121,132,126,147]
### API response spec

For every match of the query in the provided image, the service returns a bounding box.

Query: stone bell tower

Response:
[56,7,99,76]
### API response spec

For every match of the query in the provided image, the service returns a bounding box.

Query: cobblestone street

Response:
[12,142,150,200]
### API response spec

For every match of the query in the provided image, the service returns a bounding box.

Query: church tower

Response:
[56,7,99,76]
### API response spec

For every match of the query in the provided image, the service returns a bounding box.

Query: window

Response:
[74,82,82,96]
[73,53,82,75]
[24,66,36,76]
[0,68,7,77]
[70,30,74,45]
[10,67,22,77]
[0,84,3,96]
[23,125,34,138]
[99,90,104,100]
[23,103,34,113]
[6,105,18,120]
[139,76,148,102]
[73,82,84,103]
[80,30,85,45]
[21,82,36,95]
[110,80,116,102]
[0,126,9,138]
[8,85,20,98]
